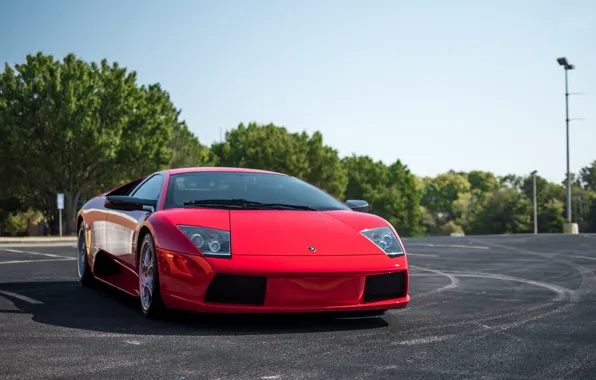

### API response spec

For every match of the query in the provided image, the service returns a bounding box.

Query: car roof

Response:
[166,167,287,176]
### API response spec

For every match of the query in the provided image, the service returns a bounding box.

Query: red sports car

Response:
[76,167,410,318]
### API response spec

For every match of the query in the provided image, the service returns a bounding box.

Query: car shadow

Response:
[0,280,389,336]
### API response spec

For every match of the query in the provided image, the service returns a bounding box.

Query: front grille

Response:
[363,271,407,303]
[204,274,267,305]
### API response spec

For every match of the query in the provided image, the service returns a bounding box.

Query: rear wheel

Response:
[138,233,166,318]
[77,223,94,286]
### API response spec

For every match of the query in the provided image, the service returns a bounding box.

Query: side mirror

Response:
[104,196,157,212]
[346,199,369,213]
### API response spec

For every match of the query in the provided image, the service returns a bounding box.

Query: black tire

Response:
[138,233,166,318]
[77,223,94,286]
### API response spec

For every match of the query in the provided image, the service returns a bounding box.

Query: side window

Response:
[131,175,163,200]
[108,178,145,196]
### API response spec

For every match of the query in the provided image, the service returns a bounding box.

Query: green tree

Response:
[419,206,438,235]
[386,160,424,236]
[342,155,423,236]
[520,174,566,233]
[579,161,596,191]
[440,220,464,236]
[169,121,218,169]
[537,198,566,233]
[449,172,503,235]
[342,155,389,205]
[586,196,596,232]
[212,123,347,198]
[301,131,348,199]
[421,172,471,221]
[467,170,500,194]
[0,52,201,234]
[572,186,595,232]
[212,122,310,178]
[500,174,524,189]
[0,141,26,232]
[452,191,482,233]
[521,174,557,200]
[471,188,530,234]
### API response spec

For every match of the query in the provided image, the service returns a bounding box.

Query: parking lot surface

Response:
[1,234,595,379]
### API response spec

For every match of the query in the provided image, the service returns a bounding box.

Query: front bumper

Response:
[156,249,410,313]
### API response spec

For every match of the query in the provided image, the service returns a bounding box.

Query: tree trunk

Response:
[64,192,77,235]
[48,217,58,236]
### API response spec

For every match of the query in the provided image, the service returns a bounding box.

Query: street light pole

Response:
[557,57,577,233]
[564,66,571,222]
[531,170,537,234]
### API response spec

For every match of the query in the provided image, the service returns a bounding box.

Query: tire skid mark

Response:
[392,301,572,345]
[405,243,489,250]
[471,239,596,299]
[409,265,460,297]
[389,238,590,346]
[387,299,456,315]
[471,321,525,343]
[566,254,596,262]
[394,334,456,345]
[417,269,574,331]
[354,261,579,344]
[348,269,567,342]
[446,271,572,302]
[471,303,574,340]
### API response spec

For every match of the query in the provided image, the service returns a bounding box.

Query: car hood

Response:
[229,210,387,256]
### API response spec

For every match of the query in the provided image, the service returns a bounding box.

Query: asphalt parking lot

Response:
[0,234,595,380]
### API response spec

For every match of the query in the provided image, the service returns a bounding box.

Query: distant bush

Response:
[2,210,44,236]
[440,221,464,236]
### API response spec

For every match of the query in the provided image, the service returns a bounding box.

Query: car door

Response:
[105,173,164,270]
[79,196,111,262]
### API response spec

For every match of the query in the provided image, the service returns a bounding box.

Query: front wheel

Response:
[138,233,166,318]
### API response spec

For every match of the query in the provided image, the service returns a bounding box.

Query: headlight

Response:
[178,225,231,258]
[361,226,404,257]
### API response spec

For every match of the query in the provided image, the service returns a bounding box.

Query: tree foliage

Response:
[471,188,530,234]
[212,122,347,198]
[342,155,423,236]
[1,52,596,237]
[0,52,211,233]
[421,172,471,222]
[579,161,596,191]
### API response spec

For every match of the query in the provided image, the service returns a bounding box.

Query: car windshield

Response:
[163,171,350,211]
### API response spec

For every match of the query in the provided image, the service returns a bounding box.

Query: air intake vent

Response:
[363,271,407,303]
[204,274,267,305]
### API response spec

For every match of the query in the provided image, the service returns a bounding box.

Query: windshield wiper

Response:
[257,202,318,211]
[183,199,252,208]
[183,199,317,211]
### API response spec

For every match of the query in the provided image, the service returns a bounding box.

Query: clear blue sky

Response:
[1,0,594,183]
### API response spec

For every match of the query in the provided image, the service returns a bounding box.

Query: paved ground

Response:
[0,234,595,380]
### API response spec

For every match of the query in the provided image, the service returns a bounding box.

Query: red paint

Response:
[164,296,409,314]
[78,167,410,315]
[157,248,408,313]
[228,210,387,256]
[266,276,365,306]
